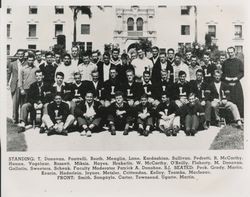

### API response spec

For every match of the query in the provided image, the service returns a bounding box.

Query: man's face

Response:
[143,73,150,83]
[92,72,99,82]
[188,95,196,106]
[186,52,192,60]
[85,93,94,104]
[168,50,174,60]
[161,95,169,103]
[16,51,24,61]
[112,50,119,60]
[56,75,64,85]
[191,57,197,67]
[63,56,71,66]
[131,52,137,60]
[161,71,168,81]
[103,55,110,65]
[152,48,159,58]
[175,56,181,65]
[115,95,123,105]
[138,50,144,59]
[126,72,134,82]
[55,54,61,63]
[196,72,203,81]
[71,48,78,58]
[27,57,34,66]
[36,52,42,61]
[179,74,186,83]
[74,74,81,84]
[214,73,221,82]
[159,54,166,63]
[220,55,226,63]
[203,55,210,64]
[46,55,53,65]
[82,56,90,65]
[121,58,128,65]
[92,53,99,63]
[110,69,117,79]
[141,97,148,105]
[54,95,62,105]
[227,48,235,59]
[36,72,44,82]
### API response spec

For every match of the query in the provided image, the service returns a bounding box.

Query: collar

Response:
[177,81,187,85]
[73,82,82,87]
[37,81,44,87]
[53,82,65,87]
[142,80,152,85]
[116,102,124,108]
[85,101,94,107]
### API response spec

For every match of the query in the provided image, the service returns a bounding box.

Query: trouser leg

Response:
[64,114,75,129]
[42,114,54,128]
[205,101,211,122]
[11,88,20,122]
[20,103,33,124]
[191,115,199,130]
[211,100,220,121]
[185,114,192,131]
[225,101,241,121]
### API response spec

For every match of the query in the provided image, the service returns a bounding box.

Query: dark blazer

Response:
[51,83,72,101]
[171,81,191,100]
[136,103,155,117]
[74,100,103,118]
[69,81,95,101]
[27,82,53,104]
[122,81,144,101]
[208,81,231,101]
[108,102,133,121]
[97,61,116,83]
[156,101,179,118]
[189,80,211,101]
[201,63,217,84]
[39,63,58,85]
[47,101,70,124]
[150,57,161,84]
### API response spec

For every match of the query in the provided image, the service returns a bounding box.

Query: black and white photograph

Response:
[5,4,245,151]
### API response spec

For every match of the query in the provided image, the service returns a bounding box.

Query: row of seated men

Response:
[17,66,243,136]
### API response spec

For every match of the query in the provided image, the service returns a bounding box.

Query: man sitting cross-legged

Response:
[41,93,75,136]
[74,91,104,137]
[156,92,180,136]
[136,94,154,136]
[107,91,134,136]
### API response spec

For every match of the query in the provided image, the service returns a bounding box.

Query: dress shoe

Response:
[61,129,68,136]
[86,130,92,137]
[80,130,86,136]
[39,127,45,134]
[123,129,129,135]
[110,125,116,135]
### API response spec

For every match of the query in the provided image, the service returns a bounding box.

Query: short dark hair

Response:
[161,91,170,98]
[159,52,167,56]
[112,48,120,54]
[56,72,64,78]
[175,53,182,58]
[115,91,124,98]
[141,94,148,99]
[82,51,90,57]
[227,46,235,52]
[143,70,151,76]
[35,70,43,75]
[121,53,129,60]
[27,53,35,59]
[196,69,204,75]
[151,46,159,51]
[191,55,197,59]
[45,51,54,57]
[188,92,196,99]
[203,52,210,57]
[63,53,71,59]
[126,69,134,75]
[178,70,186,77]
[103,51,110,58]
[54,92,63,98]
[167,48,175,53]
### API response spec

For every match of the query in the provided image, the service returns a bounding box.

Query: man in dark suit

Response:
[41,93,75,136]
[39,51,58,86]
[74,91,104,137]
[209,69,242,128]
[190,69,212,129]
[150,46,161,84]
[90,70,105,105]
[18,70,53,131]
[97,52,115,83]
[107,91,133,135]
[7,49,26,123]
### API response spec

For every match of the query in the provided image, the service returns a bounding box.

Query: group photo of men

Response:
[7,44,244,137]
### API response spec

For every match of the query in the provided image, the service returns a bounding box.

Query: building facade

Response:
[6,5,245,56]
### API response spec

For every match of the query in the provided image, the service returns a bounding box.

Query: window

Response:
[29,6,38,14]
[7,7,12,14]
[81,24,90,34]
[208,25,216,38]
[235,25,242,38]
[28,24,37,37]
[55,24,63,37]
[7,24,11,38]
[127,18,134,31]
[55,6,64,14]
[181,25,190,35]
[235,45,243,53]
[86,42,92,51]
[28,44,36,49]
[181,6,190,15]
[136,18,143,31]
[7,45,10,56]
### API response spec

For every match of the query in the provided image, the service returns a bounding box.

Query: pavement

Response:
[6,90,220,151]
